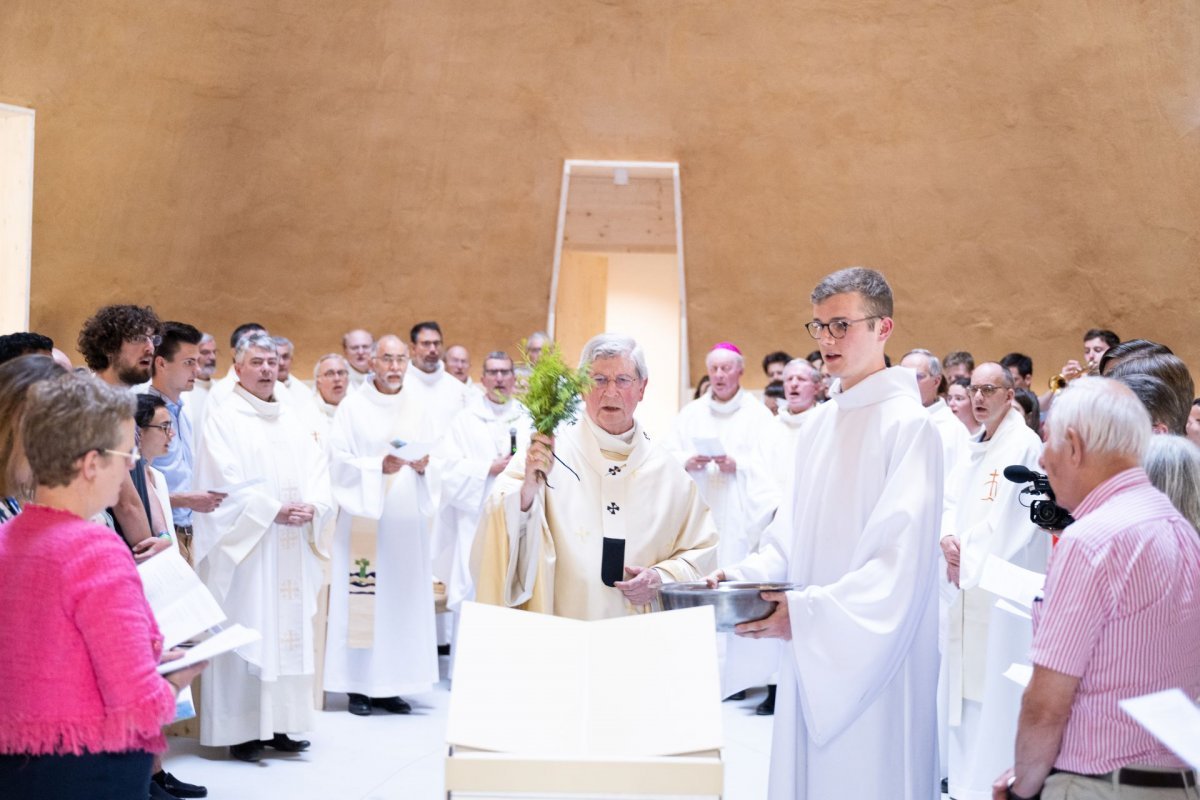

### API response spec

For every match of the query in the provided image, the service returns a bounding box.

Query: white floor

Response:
[164,661,775,800]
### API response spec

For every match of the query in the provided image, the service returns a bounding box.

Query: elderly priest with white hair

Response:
[474,333,718,620]
[192,333,333,763]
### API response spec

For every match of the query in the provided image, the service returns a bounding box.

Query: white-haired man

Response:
[192,333,333,762]
[325,335,438,717]
[994,377,1200,800]
[182,332,219,441]
[902,348,970,473]
[665,341,779,698]
[274,336,315,406]
[312,353,350,446]
[708,267,943,800]
[431,351,532,614]
[940,362,1048,800]
[769,358,821,461]
[475,333,718,620]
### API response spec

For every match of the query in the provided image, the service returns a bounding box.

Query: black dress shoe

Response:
[755,685,776,716]
[263,733,310,752]
[229,740,264,762]
[371,696,412,714]
[149,781,177,800]
[153,770,208,798]
[724,690,747,702]
[348,693,372,716]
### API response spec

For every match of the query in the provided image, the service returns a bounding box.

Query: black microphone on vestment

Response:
[601,538,626,587]
[509,427,517,456]
[1003,465,1039,484]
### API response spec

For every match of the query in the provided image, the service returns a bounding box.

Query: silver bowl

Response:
[659,581,796,632]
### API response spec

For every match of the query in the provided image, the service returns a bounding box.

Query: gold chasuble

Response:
[474,416,718,621]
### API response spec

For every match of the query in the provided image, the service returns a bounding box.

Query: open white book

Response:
[137,550,261,671]
[447,602,722,758]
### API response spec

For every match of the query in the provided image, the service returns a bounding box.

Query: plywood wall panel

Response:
[0,0,1195,387]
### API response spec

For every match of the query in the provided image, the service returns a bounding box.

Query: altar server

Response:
[714,268,943,800]
[324,335,439,716]
[475,333,718,620]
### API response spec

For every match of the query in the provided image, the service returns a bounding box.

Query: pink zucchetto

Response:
[711,342,742,355]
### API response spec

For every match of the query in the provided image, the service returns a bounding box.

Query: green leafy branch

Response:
[517,340,592,437]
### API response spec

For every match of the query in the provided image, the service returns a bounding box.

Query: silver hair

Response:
[528,331,550,344]
[902,348,942,378]
[1143,435,1200,532]
[579,333,648,381]
[200,332,215,345]
[705,348,744,372]
[484,350,513,369]
[1047,377,1151,460]
[810,267,894,320]
[783,358,819,381]
[234,333,277,364]
[272,336,293,352]
[313,353,348,379]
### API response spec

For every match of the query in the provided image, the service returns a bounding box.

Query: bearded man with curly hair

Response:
[77,304,162,387]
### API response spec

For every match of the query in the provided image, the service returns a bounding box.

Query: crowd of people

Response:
[0,269,1198,800]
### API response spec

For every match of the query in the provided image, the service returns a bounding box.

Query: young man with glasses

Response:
[940,362,1047,800]
[707,267,944,800]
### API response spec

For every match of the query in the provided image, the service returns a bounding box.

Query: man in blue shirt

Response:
[147,321,226,561]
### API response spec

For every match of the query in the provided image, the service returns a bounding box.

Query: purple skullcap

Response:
[711,342,742,355]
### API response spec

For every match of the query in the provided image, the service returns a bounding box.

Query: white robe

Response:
[311,393,338,454]
[942,408,1048,800]
[181,378,212,453]
[431,394,533,611]
[192,384,333,746]
[475,416,719,620]
[404,362,471,444]
[665,389,781,695]
[323,381,439,697]
[928,398,970,478]
[664,388,779,563]
[730,367,943,800]
[347,365,371,388]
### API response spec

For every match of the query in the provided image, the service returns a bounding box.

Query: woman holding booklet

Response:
[0,374,206,799]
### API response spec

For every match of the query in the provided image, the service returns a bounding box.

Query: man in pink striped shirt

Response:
[995,377,1200,800]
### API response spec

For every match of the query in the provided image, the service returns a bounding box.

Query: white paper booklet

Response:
[978,555,1045,609]
[691,436,725,458]
[390,439,432,461]
[208,477,265,495]
[447,602,722,758]
[137,551,227,649]
[1120,689,1200,770]
[158,624,261,674]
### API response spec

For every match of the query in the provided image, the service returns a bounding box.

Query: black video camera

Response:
[1002,465,1075,531]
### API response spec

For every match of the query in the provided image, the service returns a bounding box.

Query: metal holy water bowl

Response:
[658,581,797,632]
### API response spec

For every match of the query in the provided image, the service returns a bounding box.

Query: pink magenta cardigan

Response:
[0,504,176,756]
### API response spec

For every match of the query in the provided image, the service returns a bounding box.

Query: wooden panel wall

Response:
[1,1,1197,387]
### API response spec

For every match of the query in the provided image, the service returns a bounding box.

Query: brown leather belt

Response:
[1051,767,1197,790]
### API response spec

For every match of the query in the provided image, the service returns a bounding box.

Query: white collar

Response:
[233,383,280,418]
[706,387,748,416]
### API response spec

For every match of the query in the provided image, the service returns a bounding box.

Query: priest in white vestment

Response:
[181,331,218,450]
[431,351,532,613]
[664,341,779,697]
[343,328,374,388]
[192,334,333,762]
[311,353,350,452]
[405,321,470,441]
[475,333,718,620]
[712,268,943,800]
[324,335,439,716]
[764,358,821,477]
[940,362,1048,800]
[901,347,970,779]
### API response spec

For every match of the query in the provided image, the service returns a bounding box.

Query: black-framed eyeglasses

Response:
[127,333,163,347]
[319,369,349,379]
[804,316,880,340]
[141,421,173,434]
[969,384,1004,397]
[483,368,514,377]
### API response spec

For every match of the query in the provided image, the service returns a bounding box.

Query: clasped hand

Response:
[275,502,316,526]
[383,454,429,475]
